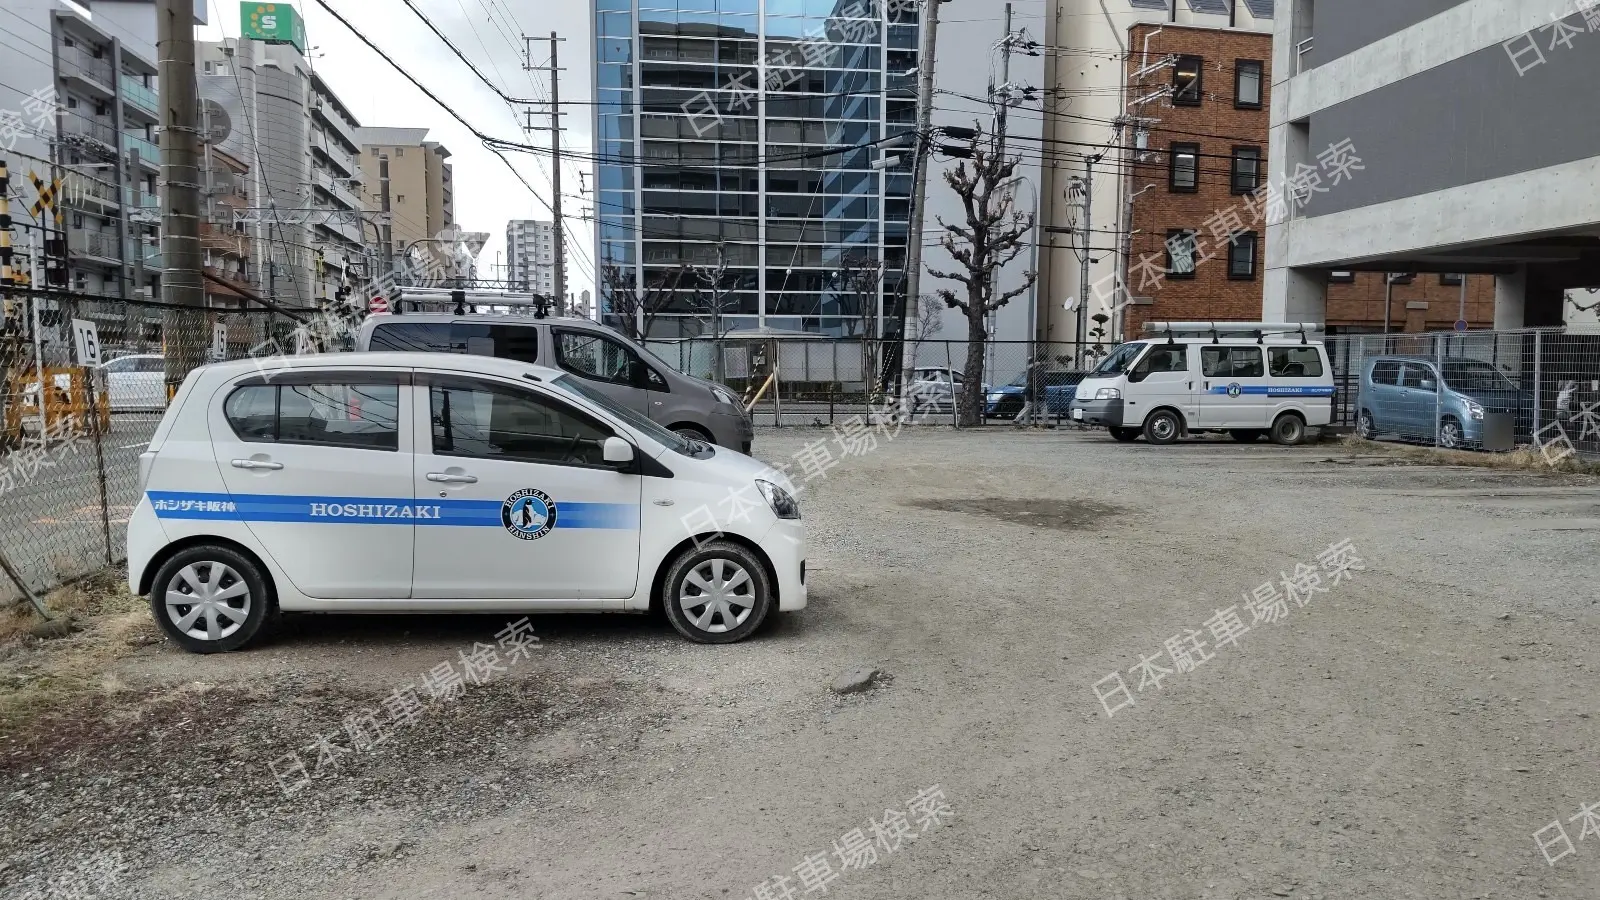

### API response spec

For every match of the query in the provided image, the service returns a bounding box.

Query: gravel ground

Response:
[4,426,1600,899]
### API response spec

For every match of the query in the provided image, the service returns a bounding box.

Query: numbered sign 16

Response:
[72,318,102,366]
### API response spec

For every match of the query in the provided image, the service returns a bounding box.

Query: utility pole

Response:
[899,0,942,389]
[158,0,204,394]
[524,34,567,309]
[379,154,393,286]
[1076,160,1093,361]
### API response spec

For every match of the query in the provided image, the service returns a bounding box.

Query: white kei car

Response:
[127,353,806,652]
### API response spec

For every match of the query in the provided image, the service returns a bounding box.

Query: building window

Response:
[396,194,406,203]
[1228,232,1258,280]
[1165,230,1198,279]
[1440,273,1464,286]
[1328,271,1355,283]
[1168,143,1199,192]
[1173,55,1203,106]
[1389,273,1415,285]
[1230,146,1261,195]
[1235,60,1263,108]
[395,147,404,157]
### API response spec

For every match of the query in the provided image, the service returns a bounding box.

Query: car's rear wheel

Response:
[1229,429,1265,443]
[662,541,773,643]
[150,545,274,653]
[1270,413,1307,446]
[1356,409,1376,440]
[1143,410,1182,445]
[1109,427,1140,443]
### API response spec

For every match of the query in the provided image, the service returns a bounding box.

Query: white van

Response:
[127,353,805,652]
[1067,323,1334,445]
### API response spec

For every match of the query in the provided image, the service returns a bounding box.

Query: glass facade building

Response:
[593,0,921,338]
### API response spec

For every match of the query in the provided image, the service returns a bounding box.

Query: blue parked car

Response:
[1354,356,1525,448]
[985,371,1089,419]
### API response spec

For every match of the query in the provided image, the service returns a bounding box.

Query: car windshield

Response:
[1092,343,1146,376]
[549,374,694,456]
[1442,360,1516,392]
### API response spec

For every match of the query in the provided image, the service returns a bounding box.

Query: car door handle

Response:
[426,472,478,484]
[230,459,283,470]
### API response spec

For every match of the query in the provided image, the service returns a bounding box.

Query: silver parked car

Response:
[356,314,754,453]
[99,353,167,411]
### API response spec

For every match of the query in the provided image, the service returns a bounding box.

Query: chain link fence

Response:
[644,338,1103,426]
[0,293,307,606]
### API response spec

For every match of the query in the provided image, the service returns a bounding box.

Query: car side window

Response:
[138,357,165,373]
[1201,347,1263,378]
[103,357,134,373]
[224,381,401,451]
[1371,361,1400,385]
[554,329,641,388]
[430,381,611,468]
[1268,347,1324,377]
[1400,364,1436,389]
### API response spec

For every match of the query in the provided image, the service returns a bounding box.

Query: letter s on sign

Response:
[261,13,277,29]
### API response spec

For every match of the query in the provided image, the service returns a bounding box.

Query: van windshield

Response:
[1092,343,1146,376]
[549,374,695,456]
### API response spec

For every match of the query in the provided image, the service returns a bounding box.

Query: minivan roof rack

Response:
[1140,321,1325,340]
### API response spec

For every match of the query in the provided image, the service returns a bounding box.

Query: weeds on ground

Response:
[1339,436,1600,475]
[0,569,152,737]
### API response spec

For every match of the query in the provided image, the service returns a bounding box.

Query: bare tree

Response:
[686,243,743,382]
[904,292,945,372]
[601,262,687,341]
[926,124,1038,426]
[837,254,887,401]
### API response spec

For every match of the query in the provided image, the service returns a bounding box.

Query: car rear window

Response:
[224,382,401,451]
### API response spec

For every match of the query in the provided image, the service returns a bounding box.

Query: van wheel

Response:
[149,545,274,653]
[1356,409,1376,440]
[1438,416,1463,449]
[1270,413,1307,446]
[1109,427,1140,443]
[1143,410,1182,445]
[1229,429,1264,443]
[662,541,773,644]
[672,425,713,444]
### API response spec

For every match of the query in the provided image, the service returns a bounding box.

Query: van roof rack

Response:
[1140,321,1324,341]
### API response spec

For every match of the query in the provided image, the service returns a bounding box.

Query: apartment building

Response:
[505,219,557,297]
[1036,0,1275,345]
[0,0,166,307]
[1119,22,1494,336]
[1265,0,1600,330]
[199,145,256,309]
[197,35,366,307]
[357,126,455,276]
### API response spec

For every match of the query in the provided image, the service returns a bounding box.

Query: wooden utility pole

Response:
[157,0,205,392]
[899,0,942,386]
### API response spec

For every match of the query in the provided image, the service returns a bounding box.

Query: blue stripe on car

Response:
[146,491,637,528]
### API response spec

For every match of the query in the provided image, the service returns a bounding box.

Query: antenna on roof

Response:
[1209,322,1219,345]
[1299,324,1309,345]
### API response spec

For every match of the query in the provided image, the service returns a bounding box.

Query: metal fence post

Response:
[1434,333,1443,448]
[945,341,958,427]
[1533,330,1543,438]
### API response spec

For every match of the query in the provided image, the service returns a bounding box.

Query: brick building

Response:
[1119,24,1493,337]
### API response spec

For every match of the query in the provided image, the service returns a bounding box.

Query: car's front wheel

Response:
[150,545,274,653]
[1438,416,1464,449]
[662,541,773,644]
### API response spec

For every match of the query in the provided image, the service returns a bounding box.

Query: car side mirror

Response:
[1420,379,1437,391]
[603,436,635,466]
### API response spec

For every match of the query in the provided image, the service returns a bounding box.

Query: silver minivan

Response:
[356,314,754,452]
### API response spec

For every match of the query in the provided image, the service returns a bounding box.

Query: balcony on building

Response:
[67,230,122,267]
[119,73,159,124]
[56,31,115,97]
[61,170,122,212]
[123,131,160,171]
[61,111,119,157]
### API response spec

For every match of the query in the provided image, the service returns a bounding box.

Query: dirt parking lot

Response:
[5,427,1600,899]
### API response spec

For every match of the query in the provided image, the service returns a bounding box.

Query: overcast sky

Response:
[199,0,597,299]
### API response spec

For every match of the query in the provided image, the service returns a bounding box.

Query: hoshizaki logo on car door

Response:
[502,488,556,541]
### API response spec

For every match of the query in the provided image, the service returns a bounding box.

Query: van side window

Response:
[1201,346,1264,378]
[370,322,451,353]
[1370,361,1401,385]
[1268,347,1324,377]
[430,381,611,468]
[224,382,401,451]
[554,328,641,387]
[1130,345,1189,381]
